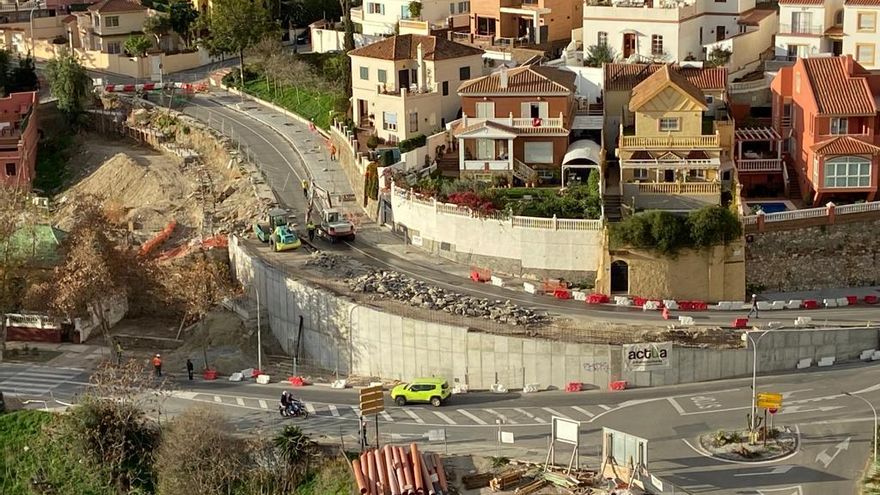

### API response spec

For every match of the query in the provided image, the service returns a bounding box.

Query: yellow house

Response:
[349,34,484,144]
[615,64,734,212]
[73,0,148,54]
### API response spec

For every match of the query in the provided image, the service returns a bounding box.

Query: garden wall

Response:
[390,184,604,281]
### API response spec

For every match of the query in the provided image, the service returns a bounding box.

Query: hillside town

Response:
[1,0,880,494]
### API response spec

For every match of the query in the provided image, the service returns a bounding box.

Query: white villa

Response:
[350,0,470,36]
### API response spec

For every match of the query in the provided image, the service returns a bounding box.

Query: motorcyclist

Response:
[280,391,292,415]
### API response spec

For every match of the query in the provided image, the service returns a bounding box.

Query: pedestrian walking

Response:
[747,293,759,319]
[308,120,316,132]
[186,358,194,380]
[306,220,316,242]
[360,416,368,450]
[329,144,337,161]
[152,354,162,377]
[301,179,309,197]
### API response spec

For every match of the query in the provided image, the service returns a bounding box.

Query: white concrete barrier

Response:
[452,383,469,394]
[796,358,812,369]
[523,282,537,294]
[664,300,679,310]
[228,372,243,382]
[678,316,694,326]
[491,383,508,393]
[572,290,587,301]
[643,300,660,310]
[873,351,880,361]
[523,383,541,393]
[860,349,876,360]
[786,300,803,309]
[836,297,849,307]
[490,276,505,287]
[614,296,632,306]
[710,302,731,310]
[770,301,786,310]
[757,301,772,311]
[256,374,271,384]
[818,356,836,367]
[331,379,347,389]
[795,316,812,326]
[824,298,838,308]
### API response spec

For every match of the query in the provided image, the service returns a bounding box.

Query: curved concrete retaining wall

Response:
[228,236,880,390]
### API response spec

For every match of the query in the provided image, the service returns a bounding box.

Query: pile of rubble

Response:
[348,269,547,325]
[305,252,372,278]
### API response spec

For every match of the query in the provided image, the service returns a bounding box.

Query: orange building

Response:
[465,0,580,50]
[771,55,880,205]
[0,91,39,189]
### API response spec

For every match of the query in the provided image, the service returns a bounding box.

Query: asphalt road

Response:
[171,91,880,328]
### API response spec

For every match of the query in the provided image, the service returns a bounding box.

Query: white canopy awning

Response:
[562,139,602,166]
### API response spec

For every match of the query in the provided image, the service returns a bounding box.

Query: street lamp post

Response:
[30,0,42,56]
[742,327,778,437]
[844,392,878,464]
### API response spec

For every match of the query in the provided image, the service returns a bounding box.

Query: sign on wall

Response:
[622,342,672,371]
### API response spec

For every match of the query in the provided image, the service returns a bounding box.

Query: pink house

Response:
[0,91,39,189]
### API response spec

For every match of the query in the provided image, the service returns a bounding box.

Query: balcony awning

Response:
[499,6,551,15]
[454,120,518,139]
[735,127,781,142]
[562,139,602,165]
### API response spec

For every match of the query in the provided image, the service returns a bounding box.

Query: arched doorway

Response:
[610,260,629,294]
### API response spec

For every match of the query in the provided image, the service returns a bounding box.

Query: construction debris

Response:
[461,472,493,490]
[348,269,548,325]
[352,443,449,495]
[514,479,547,494]
[489,468,526,492]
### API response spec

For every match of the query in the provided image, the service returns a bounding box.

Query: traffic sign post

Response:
[359,385,385,450]
[756,392,783,409]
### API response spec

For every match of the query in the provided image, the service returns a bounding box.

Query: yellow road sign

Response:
[757,392,783,409]
[359,385,385,416]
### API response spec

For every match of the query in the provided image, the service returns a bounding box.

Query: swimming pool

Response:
[747,201,792,214]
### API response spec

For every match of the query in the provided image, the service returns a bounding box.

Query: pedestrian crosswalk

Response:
[185,392,616,426]
[0,364,87,397]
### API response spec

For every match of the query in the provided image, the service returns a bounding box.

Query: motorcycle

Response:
[278,399,309,418]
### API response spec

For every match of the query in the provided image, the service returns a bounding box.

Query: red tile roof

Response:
[824,25,844,36]
[801,57,877,115]
[845,0,880,5]
[737,8,776,26]
[629,64,707,111]
[87,0,146,12]
[348,34,484,61]
[778,0,824,4]
[458,65,575,95]
[604,63,727,92]
[811,136,880,155]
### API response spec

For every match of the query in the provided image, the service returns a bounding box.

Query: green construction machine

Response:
[253,208,289,243]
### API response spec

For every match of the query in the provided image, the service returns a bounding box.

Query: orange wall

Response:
[468,0,580,43]
[0,91,38,189]
[461,94,573,125]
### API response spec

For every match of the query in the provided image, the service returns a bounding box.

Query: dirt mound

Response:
[56,151,196,233]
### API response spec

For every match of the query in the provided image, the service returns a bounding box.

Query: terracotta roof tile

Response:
[458,65,575,95]
[737,8,775,26]
[845,0,880,5]
[778,0,823,4]
[629,64,708,111]
[348,34,483,61]
[801,57,877,115]
[87,0,146,12]
[604,63,727,92]
[825,25,844,36]
[811,136,880,155]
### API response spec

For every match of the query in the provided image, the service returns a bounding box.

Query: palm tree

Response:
[273,425,315,491]
[585,43,617,67]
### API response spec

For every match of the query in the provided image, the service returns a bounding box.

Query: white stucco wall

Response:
[843,5,880,69]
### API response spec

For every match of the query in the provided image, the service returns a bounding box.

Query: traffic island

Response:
[699,428,798,462]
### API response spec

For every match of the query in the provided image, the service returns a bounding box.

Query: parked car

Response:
[390,378,451,407]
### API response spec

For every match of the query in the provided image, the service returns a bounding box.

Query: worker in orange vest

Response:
[152,354,162,377]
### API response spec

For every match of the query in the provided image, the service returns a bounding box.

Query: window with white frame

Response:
[106,41,121,54]
[523,142,554,163]
[830,117,848,135]
[367,2,384,14]
[598,31,608,46]
[458,1,469,13]
[377,69,386,83]
[409,112,418,132]
[475,139,495,159]
[688,169,706,180]
[450,3,455,14]
[651,35,663,55]
[659,117,680,132]
[475,102,494,118]
[104,15,119,27]
[858,12,876,32]
[383,112,397,131]
[401,5,410,18]
[359,66,369,80]
[633,168,648,180]
[856,44,876,65]
[824,156,871,187]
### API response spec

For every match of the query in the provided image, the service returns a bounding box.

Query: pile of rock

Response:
[306,252,371,278]
[348,270,547,325]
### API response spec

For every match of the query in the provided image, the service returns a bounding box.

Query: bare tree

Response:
[162,250,234,336]
[0,186,40,362]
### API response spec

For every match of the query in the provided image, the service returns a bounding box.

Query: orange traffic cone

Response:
[662,307,670,320]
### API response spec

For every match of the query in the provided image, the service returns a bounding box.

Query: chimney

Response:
[416,42,425,91]
[499,65,508,89]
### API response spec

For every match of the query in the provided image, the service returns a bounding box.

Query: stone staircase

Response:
[603,194,623,222]
[785,159,802,201]
[512,158,538,184]
[435,151,459,176]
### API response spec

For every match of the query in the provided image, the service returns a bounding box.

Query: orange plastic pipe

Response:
[399,446,414,494]
[366,450,379,495]
[385,446,400,495]
[410,444,424,493]
[432,453,448,492]
[420,452,434,495]
[352,458,369,494]
[376,448,389,495]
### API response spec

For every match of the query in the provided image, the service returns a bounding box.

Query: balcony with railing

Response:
[619,124,721,150]
[584,0,698,22]
[778,23,824,35]
[376,82,440,99]
[456,114,566,132]
[622,180,722,209]
[350,7,364,22]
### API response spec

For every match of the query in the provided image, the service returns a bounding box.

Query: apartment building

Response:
[72,0,147,54]
[450,63,595,183]
[613,65,730,211]
[771,56,880,205]
[581,0,762,63]
[843,0,880,69]
[0,91,39,189]
[457,0,580,50]
[351,0,470,35]
[349,34,484,143]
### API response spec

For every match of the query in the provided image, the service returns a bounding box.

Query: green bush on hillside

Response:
[609,205,742,256]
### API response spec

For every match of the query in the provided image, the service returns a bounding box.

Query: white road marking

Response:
[571,406,595,418]
[236,397,245,406]
[598,405,612,411]
[541,407,571,420]
[328,405,340,417]
[381,411,393,422]
[733,465,795,477]
[514,408,546,423]
[402,409,425,424]
[781,389,812,398]
[304,402,316,414]
[483,408,516,424]
[213,396,221,403]
[258,400,268,409]
[666,397,688,415]
[756,487,803,495]
[432,411,457,425]
[457,409,488,425]
[350,406,361,416]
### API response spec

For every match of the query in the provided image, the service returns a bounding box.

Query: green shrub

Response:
[365,162,379,201]
[688,205,742,248]
[398,133,427,153]
[366,135,379,149]
[610,205,743,256]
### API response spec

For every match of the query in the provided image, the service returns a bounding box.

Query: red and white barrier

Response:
[100,82,208,93]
